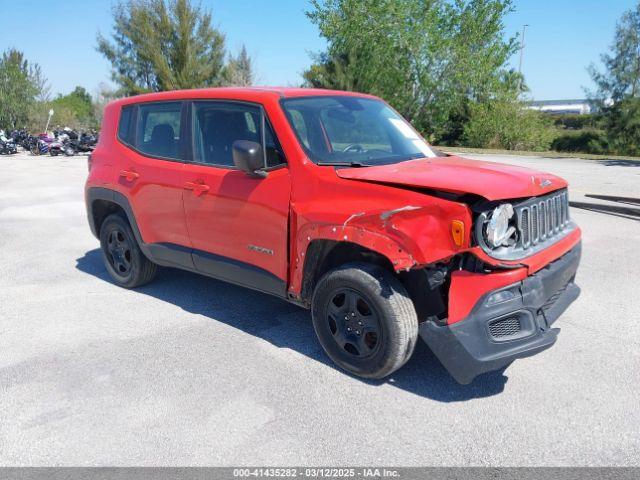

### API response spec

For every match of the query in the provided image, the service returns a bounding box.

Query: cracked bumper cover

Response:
[419,242,581,384]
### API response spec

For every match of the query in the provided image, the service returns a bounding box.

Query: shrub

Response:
[549,113,596,130]
[463,100,556,151]
[551,129,608,154]
[602,97,640,157]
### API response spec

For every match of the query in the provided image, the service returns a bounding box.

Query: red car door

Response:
[182,100,290,295]
[116,101,192,262]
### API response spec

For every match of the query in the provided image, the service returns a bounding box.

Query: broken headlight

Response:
[480,203,516,249]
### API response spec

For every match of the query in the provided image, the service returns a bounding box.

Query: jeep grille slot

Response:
[517,189,570,251]
[478,188,575,261]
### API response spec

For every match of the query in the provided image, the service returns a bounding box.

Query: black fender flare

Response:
[86,187,195,270]
[86,187,146,249]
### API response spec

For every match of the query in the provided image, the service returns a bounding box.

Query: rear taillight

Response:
[87,154,93,172]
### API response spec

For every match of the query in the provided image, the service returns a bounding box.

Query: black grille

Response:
[488,316,522,338]
[516,189,570,249]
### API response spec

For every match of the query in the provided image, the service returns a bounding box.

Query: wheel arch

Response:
[86,187,144,246]
[299,239,396,305]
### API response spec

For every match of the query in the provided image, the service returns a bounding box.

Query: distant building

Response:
[528,99,593,115]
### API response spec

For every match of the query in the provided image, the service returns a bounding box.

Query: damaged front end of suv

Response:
[304,159,582,384]
[419,189,581,384]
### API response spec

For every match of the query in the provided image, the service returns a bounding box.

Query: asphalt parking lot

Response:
[1,150,639,466]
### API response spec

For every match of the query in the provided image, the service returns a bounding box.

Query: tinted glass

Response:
[117,105,135,145]
[281,96,438,166]
[136,102,183,160]
[287,109,310,149]
[192,101,285,168]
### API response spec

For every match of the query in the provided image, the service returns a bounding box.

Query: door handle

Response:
[119,170,140,182]
[184,181,210,196]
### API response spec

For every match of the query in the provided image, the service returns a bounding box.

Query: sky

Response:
[0,0,636,101]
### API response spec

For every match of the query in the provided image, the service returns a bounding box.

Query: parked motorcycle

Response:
[28,135,51,156]
[0,130,18,155]
[49,133,76,156]
[70,131,98,153]
[10,129,29,148]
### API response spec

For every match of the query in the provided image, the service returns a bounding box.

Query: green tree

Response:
[588,2,640,155]
[304,0,518,142]
[51,86,96,128]
[97,0,227,95]
[225,45,255,86]
[602,97,640,156]
[588,2,640,103]
[0,49,44,129]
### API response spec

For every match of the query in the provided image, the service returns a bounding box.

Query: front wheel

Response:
[99,214,157,288]
[311,263,418,379]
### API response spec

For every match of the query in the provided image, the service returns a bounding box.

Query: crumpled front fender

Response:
[288,201,472,296]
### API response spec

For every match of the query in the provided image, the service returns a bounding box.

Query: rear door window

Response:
[135,102,184,160]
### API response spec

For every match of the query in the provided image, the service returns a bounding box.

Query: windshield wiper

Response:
[317,161,368,167]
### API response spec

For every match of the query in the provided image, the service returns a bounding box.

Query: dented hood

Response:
[335,156,567,201]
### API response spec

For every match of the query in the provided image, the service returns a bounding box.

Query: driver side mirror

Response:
[232,140,267,178]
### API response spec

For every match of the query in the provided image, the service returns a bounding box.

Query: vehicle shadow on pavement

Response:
[76,249,508,402]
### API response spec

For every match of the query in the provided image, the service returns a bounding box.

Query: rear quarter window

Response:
[117,105,135,146]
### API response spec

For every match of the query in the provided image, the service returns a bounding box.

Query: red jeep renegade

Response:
[85,88,581,384]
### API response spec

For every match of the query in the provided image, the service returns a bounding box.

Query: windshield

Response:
[281,96,438,166]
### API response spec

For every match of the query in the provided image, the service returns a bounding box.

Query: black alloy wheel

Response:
[99,213,157,288]
[311,262,418,379]
[325,288,382,359]
[106,227,133,277]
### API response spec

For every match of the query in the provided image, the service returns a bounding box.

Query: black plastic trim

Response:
[419,242,582,384]
[192,250,286,297]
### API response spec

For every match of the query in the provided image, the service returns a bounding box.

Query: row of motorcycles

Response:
[0,128,98,156]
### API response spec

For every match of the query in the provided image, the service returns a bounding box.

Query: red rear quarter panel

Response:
[86,102,119,190]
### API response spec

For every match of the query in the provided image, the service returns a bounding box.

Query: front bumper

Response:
[420,242,581,384]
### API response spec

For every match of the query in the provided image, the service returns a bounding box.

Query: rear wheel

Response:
[99,214,157,288]
[311,263,418,379]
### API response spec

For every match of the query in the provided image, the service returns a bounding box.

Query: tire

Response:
[99,213,157,288]
[311,262,418,379]
[50,149,58,156]
[64,146,75,156]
